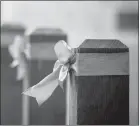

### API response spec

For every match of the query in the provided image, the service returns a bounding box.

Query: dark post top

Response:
[1,23,26,33]
[75,39,129,76]
[28,28,68,60]
[29,28,67,43]
[77,39,129,53]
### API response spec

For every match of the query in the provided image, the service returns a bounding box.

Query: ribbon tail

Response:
[22,66,61,106]
[23,79,59,106]
[58,65,69,90]
[58,81,64,91]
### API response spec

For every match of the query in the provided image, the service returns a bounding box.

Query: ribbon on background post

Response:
[8,35,31,80]
[22,40,77,106]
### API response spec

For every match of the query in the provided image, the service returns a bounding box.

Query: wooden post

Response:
[1,23,26,125]
[67,39,129,125]
[29,28,67,125]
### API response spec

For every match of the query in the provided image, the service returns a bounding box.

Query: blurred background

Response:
[1,1,138,125]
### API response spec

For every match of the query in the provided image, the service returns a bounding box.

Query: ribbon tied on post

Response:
[22,40,77,106]
[8,35,31,80]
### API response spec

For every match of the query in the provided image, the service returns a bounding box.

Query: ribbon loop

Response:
[53,60,62,72]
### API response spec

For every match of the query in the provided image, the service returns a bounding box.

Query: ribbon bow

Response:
[8,35,31,80]
[22,40,77,106]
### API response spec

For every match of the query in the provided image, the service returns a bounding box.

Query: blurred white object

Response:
[8,35,31,80]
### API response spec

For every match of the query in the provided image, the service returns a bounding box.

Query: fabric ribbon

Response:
[22,40,77,106]
[8,35,31,80]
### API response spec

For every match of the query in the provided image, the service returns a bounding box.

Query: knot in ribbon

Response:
[53,40,77,82]
[8,35,31,80]
[23,40,77,106]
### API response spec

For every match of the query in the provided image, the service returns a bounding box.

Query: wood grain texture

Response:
[77,52,129,76]
[74,39,129,125]
[79,39,128,50]
[76,75,129,125]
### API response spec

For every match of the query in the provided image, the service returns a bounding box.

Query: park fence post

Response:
[29,28,68,125]
[66,39,129,125]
